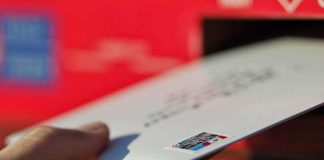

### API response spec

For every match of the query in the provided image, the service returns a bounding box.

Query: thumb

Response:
[0,122,109,160]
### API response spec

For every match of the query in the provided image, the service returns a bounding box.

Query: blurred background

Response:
[0,0,323,159]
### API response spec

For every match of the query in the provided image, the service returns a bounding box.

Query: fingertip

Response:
[79,122,110,153]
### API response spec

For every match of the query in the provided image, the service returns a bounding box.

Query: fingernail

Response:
[79,122,108,133]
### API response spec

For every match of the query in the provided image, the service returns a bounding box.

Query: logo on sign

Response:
[0,16,54,83]
[278,0,303,13]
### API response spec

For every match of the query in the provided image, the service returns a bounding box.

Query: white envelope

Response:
[6,37,324,160]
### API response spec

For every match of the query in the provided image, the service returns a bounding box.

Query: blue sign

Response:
[0,16,53,83]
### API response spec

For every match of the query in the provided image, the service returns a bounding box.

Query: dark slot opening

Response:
[203,19,324,55]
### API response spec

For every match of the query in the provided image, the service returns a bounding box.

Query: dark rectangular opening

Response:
[203,19,324,55]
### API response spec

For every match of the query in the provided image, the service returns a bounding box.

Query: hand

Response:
[0,122,109,160]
